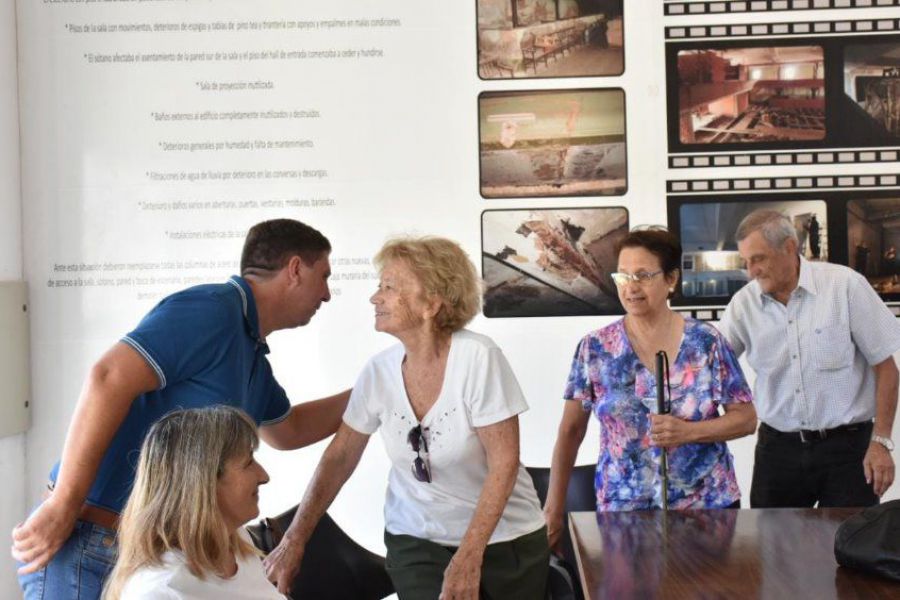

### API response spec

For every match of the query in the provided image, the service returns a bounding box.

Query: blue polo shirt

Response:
[48,276,291,513]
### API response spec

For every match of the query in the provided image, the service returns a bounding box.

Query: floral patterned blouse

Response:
[563,317,753,511]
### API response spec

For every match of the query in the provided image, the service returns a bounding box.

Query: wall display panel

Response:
[846,196,900,297]
[844,40,900,139]
[672,196,829,304]
[478,88,627,198]
[663,0,900,17]
[476,0,624,79]
[673,43,826,147]
[667,186,900,310]
[667,31,900,167]
[481,207,627,317]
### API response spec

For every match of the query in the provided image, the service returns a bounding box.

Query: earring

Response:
[669,288,675,293]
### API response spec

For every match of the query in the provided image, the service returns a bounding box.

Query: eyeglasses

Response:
[407,425,432,483]
[610,270,664,287]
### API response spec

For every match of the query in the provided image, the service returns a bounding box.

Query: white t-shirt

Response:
[119,531,286,600]
[343,329,545,545]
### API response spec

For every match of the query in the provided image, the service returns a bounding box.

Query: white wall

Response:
[0,0,25,596]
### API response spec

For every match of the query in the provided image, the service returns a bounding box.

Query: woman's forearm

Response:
[683,402,757,444]
[545,402,590,520]
[282,424,368,545]
[455,418,521,561]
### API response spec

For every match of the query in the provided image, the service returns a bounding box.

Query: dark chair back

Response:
[527,464,596,600]
[527,464,596,513]
[247,507,394,600]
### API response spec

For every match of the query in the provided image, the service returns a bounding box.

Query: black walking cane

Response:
[655,351,671,511]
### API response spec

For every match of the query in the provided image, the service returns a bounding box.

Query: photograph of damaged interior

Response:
[479,88,626,198]
[679,200,828,299]
[848,197,900,296]
[481,207,628,317]
[476,0,623,79]
[677,45,826,145]
[844,41,900,140]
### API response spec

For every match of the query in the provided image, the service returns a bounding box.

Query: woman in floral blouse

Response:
[544,227,756,550]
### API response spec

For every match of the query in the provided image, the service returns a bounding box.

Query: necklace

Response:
[625,312,679,374]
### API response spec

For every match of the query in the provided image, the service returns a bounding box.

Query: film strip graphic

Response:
[673,307,729,321]
[666,17,900,39]
[673,305,900,319]
[669,148,900,169]
[675,302,900,321]
[664,0,900,17]
[667,172,900,193]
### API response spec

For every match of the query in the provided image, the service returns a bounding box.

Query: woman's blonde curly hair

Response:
[374,236,482,334]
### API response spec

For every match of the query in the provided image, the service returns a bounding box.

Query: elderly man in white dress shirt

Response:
[718,209,900,508]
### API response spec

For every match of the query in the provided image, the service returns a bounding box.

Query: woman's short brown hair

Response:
[374,237,481,334]
[614,226,682,275]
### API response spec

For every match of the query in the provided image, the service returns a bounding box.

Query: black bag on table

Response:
[834,500,900,582]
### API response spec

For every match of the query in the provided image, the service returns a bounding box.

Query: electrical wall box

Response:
[0,282,30,438]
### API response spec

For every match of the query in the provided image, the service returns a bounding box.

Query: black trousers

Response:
[384,526,549,600]
[750,421,879,508]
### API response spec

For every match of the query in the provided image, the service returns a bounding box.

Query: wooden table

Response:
[568,508,900,599]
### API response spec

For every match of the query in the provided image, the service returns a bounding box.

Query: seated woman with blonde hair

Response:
[103,406,284,600]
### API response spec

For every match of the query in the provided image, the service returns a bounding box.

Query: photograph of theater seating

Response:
[847,197,900,296]
[479,89,626,198]
[678,200,828,300]
[476,0,624,79]
[843,41,900,141]
[482,207,627,317]
[676,46,825,145]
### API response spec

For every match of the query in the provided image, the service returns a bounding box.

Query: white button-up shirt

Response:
[718,257,900,432]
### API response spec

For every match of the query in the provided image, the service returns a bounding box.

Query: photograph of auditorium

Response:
[847,197,900,296]
[676,45,825,145]
[843,41,900,140]
[476,0,624,79]
[479,89,627,198]
[482,207,628,317]
[679,200,828,299]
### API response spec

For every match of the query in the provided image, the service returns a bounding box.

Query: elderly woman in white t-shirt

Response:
[265,236,548,600]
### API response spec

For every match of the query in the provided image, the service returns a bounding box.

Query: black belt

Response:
[759,421,871,444]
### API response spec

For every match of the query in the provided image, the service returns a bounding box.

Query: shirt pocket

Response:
[812,324,854,370]
[745,326,786,374]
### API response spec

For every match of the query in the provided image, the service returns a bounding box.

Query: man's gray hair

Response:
[735,209,798,250]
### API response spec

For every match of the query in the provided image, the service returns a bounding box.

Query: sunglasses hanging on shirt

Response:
[407,424,432,483]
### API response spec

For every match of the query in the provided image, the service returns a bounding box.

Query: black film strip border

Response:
[665,0,900,17]
[674,305,900,319]
[669,148,900,169]
[667,173,900,193]
[666,17,900,39]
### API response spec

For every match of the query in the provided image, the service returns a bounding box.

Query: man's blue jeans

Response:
[18,520,118,600]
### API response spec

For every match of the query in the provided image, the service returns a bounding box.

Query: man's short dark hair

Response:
[240,219,331,276]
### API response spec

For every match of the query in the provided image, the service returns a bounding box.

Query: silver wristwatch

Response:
[872,434,895,452]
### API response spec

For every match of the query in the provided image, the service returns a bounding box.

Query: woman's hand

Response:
[262,424,371,595]
[439,552,483,600]
[649,414,694,449]
[544,508,565,555]
[263,536,305,595]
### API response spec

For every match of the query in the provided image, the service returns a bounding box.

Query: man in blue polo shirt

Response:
[13,219,350,600]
